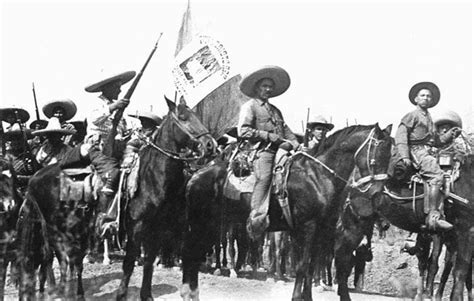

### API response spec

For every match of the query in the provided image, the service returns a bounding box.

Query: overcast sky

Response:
[1,0,473,134]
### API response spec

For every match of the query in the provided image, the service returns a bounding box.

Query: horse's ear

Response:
[179,95,187,107]
[383,124,393,136]
[165,95,176,112]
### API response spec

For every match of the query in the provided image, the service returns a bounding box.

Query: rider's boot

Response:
[425,183,453,231]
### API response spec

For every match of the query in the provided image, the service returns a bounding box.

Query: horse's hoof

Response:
[213,269,221,276]
[314,285,324,293]
[156,263,164,269]
[172,266,181,272]
[229,269,237,278]
[103,258,111,265]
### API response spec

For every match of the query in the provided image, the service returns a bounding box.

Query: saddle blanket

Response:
[223,172,255,200]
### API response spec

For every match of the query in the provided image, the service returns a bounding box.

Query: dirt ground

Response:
[3,227,467,301]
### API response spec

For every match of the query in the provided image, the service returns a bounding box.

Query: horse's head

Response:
[161,96,217,159]
[346,124,393,197]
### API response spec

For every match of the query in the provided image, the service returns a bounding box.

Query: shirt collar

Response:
[255,98,269,106]
[415,106,429,116]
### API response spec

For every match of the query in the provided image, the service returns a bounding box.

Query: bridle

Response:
[137,109,212,161]
[296,127,388,193]
[350,127,388,192]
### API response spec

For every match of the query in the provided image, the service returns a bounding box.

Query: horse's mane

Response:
[315,124,374,156]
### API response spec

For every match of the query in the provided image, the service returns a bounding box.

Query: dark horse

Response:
[116,98,216,301]
[286,124,393,301]
[0,156,22,300]
[335,153,474,301]
[18,162,94,299]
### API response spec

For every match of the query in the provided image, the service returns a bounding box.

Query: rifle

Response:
[32,83,41,121]
[303,108,310,147]
[103,33,163,157]
[13,110,38,173]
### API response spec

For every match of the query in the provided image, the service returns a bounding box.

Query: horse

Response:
[17,160,95,300]
[335,151,474,301]
[115,97,217,301]
[0,156,22,300]
[286,124,393,301]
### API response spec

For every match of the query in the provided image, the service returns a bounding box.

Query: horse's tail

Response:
[17,192,51,298]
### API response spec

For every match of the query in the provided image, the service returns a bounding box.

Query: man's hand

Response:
[450,127,462,138]
[268,133,282,144]
[401,157,412,167]
[279,142,293,152]
[109,98,130,112]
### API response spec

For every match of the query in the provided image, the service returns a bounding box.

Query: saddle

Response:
[59,166,96,206]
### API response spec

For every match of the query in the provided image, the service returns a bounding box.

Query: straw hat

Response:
[0,107,30,124]
[433,110,463,128]
[32,117,77,136]
[2,123,33,140]
[128,111,163,126]
[307,115,334,131]
[85,71,136,93]
[239,65,290,98]
[409,82,440,108]
[29,119,49,130]
[42,99,77,121]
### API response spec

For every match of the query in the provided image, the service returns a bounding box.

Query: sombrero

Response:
[85,71,136,93]
[2,123,33,140]
[42,99,77,121]
[239,65,290,98]
[128,111,162,126]
[32,117,77,136]
[409,82,440,108]
[0,107,30,124]
[433,110,463,128]
[307,115,334,131]
[29,119,49,130]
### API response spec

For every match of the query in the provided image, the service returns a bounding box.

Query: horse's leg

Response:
[103,238,110,265]
[116,221,142,301]
[326,252,334,287]
[353,245,367,291]
[227,226,238,278]
[435,248,454,301]
[414,234,431,301]
[236,224,248,272]
[335,229,364,301]
[466,258,472,301]
[426,234,442,297]
[140,234,157,301]
[291,220,316,301]
[275,232,286,281]
[450,234,472,301]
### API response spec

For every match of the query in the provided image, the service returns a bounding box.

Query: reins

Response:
[294,128,388,192]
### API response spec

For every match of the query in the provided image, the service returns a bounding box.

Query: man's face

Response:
[437,123,453,134]
[102,81,122,100]
[254,78,275,100]
[310,125,328,141]
[415,89,432,109]
[53,106,66,121]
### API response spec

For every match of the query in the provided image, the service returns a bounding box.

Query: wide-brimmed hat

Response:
[239,65,290,98]
[69,120,87,136]
[128,111,163,126]
[307,115,334,131]
[32,117,77,136]
[85,71,136,93]
[433,110,463,128]
[0,107,30,124]
[29,119,49,130]
[42,99,77,121]
[2,123,33,140]
[409,82,440,108]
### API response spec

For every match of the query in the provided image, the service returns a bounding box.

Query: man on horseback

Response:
[0,107,40,189]
[84,71,135,200]
[34,99,78,166]
[237,65,299,240]
[302,115,334,154]
[395,82,461,231]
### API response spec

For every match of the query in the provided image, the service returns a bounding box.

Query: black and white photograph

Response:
[1,0,473,300]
